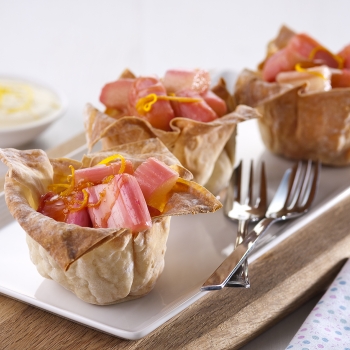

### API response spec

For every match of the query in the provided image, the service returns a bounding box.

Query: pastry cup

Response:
[234,26,350,166]
[0,138,221,305]
[85,71,260,194]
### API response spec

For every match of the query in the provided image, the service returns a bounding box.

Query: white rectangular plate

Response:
[1,119,350,340]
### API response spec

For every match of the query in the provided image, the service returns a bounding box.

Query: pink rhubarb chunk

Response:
[338,44,350,69]
[99,78,134,111]
[85,183,110,228]
[134,157,179,211]
[202,90,227,117]
[37,191,92,227]
[163,69,210,94]
[128,76,175,131]
[262,33,325,82]
[171,89,218,122]
[66,191,92,227]
[66,209,92,227]
[86,174,152,232]
[332,69,350,88]
[74,160,134,185]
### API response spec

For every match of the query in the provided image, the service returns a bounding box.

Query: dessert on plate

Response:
[85,68,260,194]
[0,138,221,305]
[234,25,350,165]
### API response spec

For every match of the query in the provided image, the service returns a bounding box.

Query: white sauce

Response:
[0,79,61,128]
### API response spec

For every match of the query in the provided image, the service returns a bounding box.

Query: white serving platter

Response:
[0,119,349,340]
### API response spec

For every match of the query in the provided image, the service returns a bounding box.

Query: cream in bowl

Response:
[0,76,68,148]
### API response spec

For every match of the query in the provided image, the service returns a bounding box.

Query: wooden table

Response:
[1,134,350,350]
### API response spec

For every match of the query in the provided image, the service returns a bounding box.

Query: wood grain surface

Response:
[1,133,350,349]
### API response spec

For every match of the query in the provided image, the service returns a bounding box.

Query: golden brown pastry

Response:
[0,138,221,305]
[85,69,260,194]
[234,25,350,166]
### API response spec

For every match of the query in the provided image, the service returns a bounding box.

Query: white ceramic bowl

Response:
[0,75,68,148]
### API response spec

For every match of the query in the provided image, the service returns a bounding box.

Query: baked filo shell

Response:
[0,138,222,305]
[234,26,350,166]
[85,72,260,195]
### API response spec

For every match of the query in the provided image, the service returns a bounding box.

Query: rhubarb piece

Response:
[331,69,350,88]
[338,44,350,69]
[37,192,66,222]
[134,157,179,211]
[163,69,210,94]
[99,79,134,111]
[276,65,332,92]
[86,174,152,232]
[172,89,218,122]
[202,90,227,117]
[260,33,343,82]
[108,174,152,231]
[128,76,175,131]
[74,160,134,185]
[38,191,92,227]
[66,208,92,227]
[85,183,109,228]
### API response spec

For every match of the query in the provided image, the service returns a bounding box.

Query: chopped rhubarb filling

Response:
[262,34,322,82]
[107,174,152,232]
[99,68,228,130]
[74,160,134,185]
[128,76,175,131]
[85,183,111,228]
[276,66,332,92]
[86,174,151,232]
[37,192,67,222]
[338,44,350,69]
[134,157,179,212]
[331,69,350,88]
[263,33,345,82]
[163,69,210,94]
[38,156,181,231]
[201,90,227,117]
[171,89,218,122]
[37,191,92,227]
[99,78,134,111]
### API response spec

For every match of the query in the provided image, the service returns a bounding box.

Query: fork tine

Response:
[301,161,320,210]
[285,160,320,212]
[257,161,267,211]
[293,160,312,208]
[246,160,254,205]
[283,161,302,208]
[234,160,242,204]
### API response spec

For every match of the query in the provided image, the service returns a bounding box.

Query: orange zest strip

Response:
[97,154,126,174]
[102,175,115,184]
[60,165,76,196]
[88,188,107,208]
[47,183,70,193]
[294,63,326,79]
[68,189,89,212]
[47,165,76,196]
[136,93,201,114]
[308,46,344,69]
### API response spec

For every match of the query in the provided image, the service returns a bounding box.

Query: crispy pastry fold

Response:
[0,138,221,304]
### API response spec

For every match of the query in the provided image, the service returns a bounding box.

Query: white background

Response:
[1,1,349,348]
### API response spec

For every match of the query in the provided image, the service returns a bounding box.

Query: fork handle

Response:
[201,217,277,291]
[226,219,250,288]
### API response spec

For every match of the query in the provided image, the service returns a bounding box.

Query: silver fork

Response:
[201,160,321,291]
[223,160,267,288]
